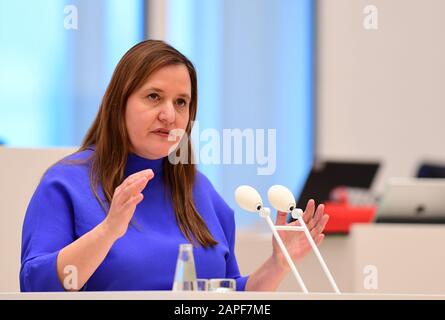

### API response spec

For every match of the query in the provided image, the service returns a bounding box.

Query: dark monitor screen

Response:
[417,163,445,178]
[296,160,380,209]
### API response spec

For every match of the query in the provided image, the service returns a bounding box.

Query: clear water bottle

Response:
[172,243,197,291]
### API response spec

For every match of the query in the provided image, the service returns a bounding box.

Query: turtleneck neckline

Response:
[126,152,165,175]
[86,145,165,176]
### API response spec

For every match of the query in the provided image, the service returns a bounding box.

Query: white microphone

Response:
[267,185,297,212]
[234,185,308,293]
[266,184,341,294]
[267,185,304,219]
[234,185,263,213]
[235,185,271,218]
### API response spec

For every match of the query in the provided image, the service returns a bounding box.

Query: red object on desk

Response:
[323,202,376,233]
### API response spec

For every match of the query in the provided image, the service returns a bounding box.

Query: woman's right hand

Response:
[102,169,154,239]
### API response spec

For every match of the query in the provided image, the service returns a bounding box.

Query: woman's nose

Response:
[158,101,176,124]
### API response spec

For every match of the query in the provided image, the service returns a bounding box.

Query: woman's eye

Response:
[176,99,187,107]
[147,93,159,101]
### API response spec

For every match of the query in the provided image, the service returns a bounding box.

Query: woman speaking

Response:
[20,40,329,292]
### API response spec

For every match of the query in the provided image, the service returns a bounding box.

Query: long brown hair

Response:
[79,40,217,247]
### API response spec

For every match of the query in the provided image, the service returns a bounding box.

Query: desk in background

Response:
[236,223,445,294]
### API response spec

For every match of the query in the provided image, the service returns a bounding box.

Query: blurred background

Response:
[1,0,445,229]
[0,0,314,228]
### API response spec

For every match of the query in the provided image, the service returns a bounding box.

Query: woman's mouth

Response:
[151,128,171,138]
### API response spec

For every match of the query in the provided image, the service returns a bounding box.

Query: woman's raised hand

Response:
[271,199,329,272]
[103,169,154,239]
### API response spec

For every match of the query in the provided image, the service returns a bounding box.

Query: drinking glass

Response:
[208,279,236,292]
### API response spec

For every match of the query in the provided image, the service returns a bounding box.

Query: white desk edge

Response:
[1,291,444,300]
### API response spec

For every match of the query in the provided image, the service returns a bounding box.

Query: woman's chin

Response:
[144,143,174,159]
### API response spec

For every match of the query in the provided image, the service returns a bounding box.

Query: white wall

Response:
[316,0,445,194]
[0,147,76,292]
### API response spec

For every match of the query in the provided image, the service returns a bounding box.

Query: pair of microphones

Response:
[234,185,341,294]
[235,185,301,217]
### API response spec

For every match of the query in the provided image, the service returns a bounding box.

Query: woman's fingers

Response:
[122,193,144,209]
[286,208,328,235]
[275,211,288,225]
[287,214,328,240]
[307,204,324,230]
[315,233,325,246]
[303,199,315,224]
[300,233,325,251]
[287,199,315,227]
[289,200,314,227]
[115,169,154,197]
[128,176,150,194]
[122,169,154,188]
[116,176,150,204]
[310,214,329,238]
[116,169,154,193]
[288,219,302,227]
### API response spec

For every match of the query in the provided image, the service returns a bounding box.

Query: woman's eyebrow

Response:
[177,93,191,99]
[144,87,190,99]
[145,87,164,93]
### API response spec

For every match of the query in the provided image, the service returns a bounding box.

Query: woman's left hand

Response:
[271,199,329,272]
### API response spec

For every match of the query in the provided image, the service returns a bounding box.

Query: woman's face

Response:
[125,64,191,160]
